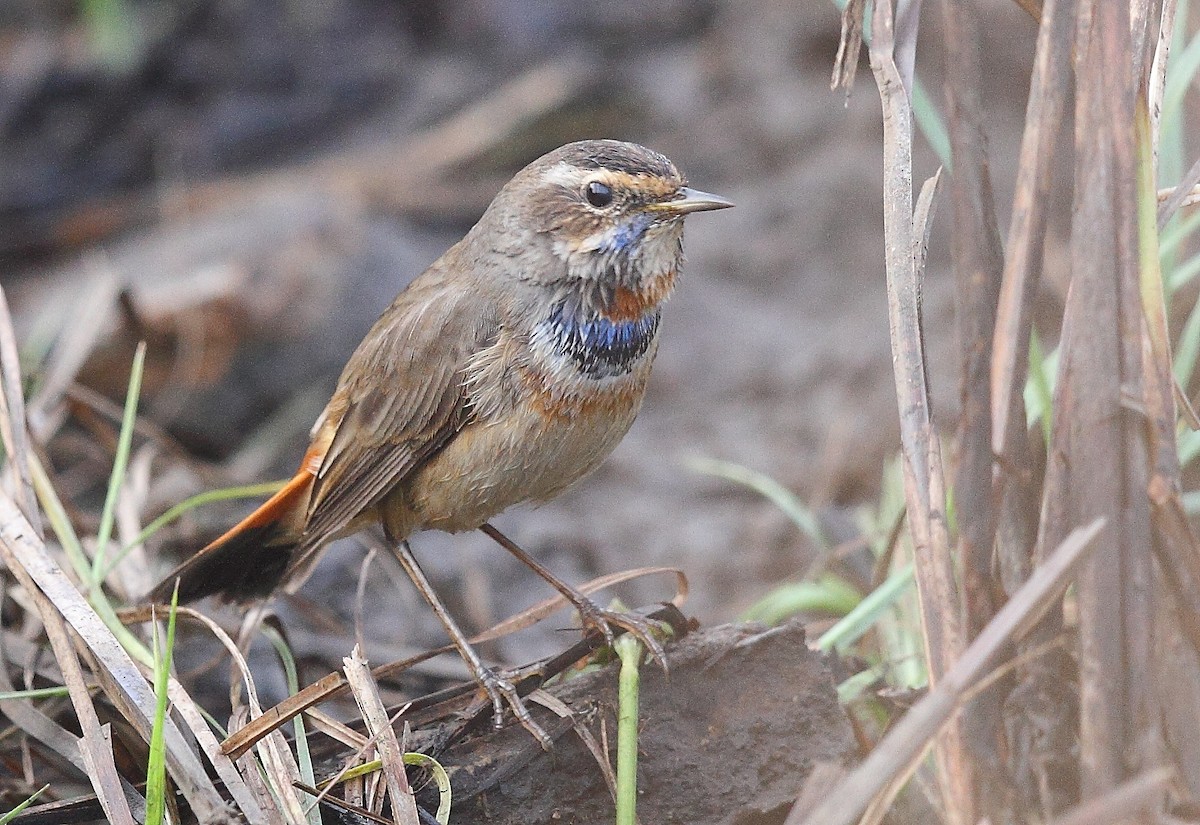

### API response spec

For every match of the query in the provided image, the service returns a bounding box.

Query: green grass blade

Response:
[836,663,888,704]
[80,0,142,71]
[91,585,153,667]
[1183,489,1200,515]
[1180,428,1200,468]
[816,563,916,653]
[1167,248,1200,292]
[1158,206,1200,265]
[613,634,642,825]
[28,453,89,579]
[911,76,951,169]
[91,342,146,587]
[1159,0,1191,187]
[263,626,320,825]
[1025,331,1056,445]
[403,753,453,825]
[0,784,50,825]
[1174,284,1200,388]
[1136,100,1173,387]
[0,686,72,701]
[686,456,829,549]
[1164,32,1200,151]
[313,755,453,824]
[742,574,861,625]
[29,450,153,665]
[145,584,178,825]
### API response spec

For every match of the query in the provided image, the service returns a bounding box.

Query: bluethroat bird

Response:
[148,139,732,743]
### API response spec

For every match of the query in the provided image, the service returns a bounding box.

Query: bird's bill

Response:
[650,187,735,214]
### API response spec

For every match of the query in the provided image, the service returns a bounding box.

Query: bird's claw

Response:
[575,600,670,674]
[474,664,553,749]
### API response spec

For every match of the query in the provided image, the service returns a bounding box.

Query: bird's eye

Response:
[584,181,614,208]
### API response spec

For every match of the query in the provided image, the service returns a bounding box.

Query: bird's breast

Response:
[388,296,663,536]
[397,339,651,535]
[539,304,661,380]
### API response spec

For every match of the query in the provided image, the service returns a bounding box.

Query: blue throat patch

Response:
[545,302,660,378]
[600,213,653,255]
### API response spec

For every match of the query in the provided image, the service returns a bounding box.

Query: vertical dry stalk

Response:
[987,0,1078,812]
[1148,0,1178,162]
[941,0,1003,646]
[1064,0,1156,803]
[991,0,1075,590]
[867,0,970,819]
[0,497,138,824]
[939,0,1008,817]
[868,0,962,684]
[0,288,41,538]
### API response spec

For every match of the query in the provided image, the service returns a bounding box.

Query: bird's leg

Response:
[478,523,668,672]
[385,537,551,748]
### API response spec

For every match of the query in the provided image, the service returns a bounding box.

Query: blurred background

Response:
[1,0,1044,676]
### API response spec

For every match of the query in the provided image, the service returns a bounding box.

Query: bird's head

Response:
[477,140,732,318]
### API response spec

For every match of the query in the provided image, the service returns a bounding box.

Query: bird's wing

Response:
[297,269,497,549]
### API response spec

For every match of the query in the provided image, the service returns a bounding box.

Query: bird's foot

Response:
[472,663,553,749]
[573,598,670,674]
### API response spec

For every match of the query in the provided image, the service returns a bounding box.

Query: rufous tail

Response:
[146,470,314,605]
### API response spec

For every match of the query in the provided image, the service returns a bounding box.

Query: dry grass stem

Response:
[220,565,685,760]
[794,518,1104,825]
[24,265,120,439]
[1157,182,1200,211]
[1066,0,1156,798]
[990,0,1075,463]
[343,645,420,825]
[75,723,138,825]
[1157,155,1200,227]
[0,492,232,819]
[831,0,866,96]
[868,0,972,816]
[1150,0,1179,156]
[0,288,40,537]
[869,0,961,681]
[1050,766,1177,825]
